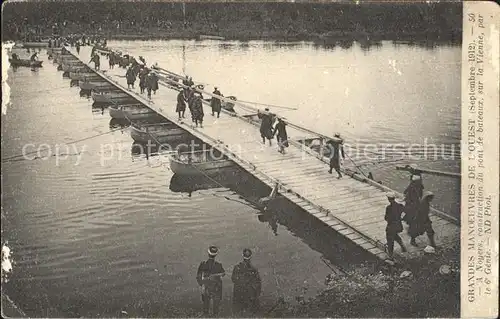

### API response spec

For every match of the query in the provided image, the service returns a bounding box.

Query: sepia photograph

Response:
[0,0,490,318]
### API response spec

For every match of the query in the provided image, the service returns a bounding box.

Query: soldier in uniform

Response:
[191,94,204,128]
[89,53,100,71]
[403,174,424,244]
[196,246,225,317]
[384,192,407,259]
[231,249,262,315]
[176,90,187,119]
[410,191,437,248]
[211,87,223,118]
[146,71,159,99]
[272,118,289,154]
[126,66,136,89]
[258,108,274,146]
[326,133,346,179]
[138,67,149,94]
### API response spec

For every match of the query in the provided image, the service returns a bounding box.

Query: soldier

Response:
[125,66,136,89]
[403,174,424,233]
[146,71,159,99]
[410,191,437,248]
[89,53,100,71]
[196,246,225,317]
[176,89,187,120]
[138,67,149,94]
[384,192,407,259]
[258,108,274,146]
[272,118,289,154]
[211,87,223,118]
[326,133,346,179]
[30,52,38,62]
[231,249,262,315]
[192,94,204,128]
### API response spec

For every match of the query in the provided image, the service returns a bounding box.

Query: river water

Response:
[1,40,460,317]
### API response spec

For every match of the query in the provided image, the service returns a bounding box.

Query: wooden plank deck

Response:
[66,47,460,263]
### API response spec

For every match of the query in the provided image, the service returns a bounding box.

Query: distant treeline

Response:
[2,1,462,41]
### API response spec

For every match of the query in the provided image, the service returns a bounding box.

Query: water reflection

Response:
[217,43,234,51]
[131,137,206,158]
[169,173,218,194]
[338,39,354,49]
[91,101,111,108]
[257,211,279,236]
[238,42,250,50]
[313,42,336,50]
[109,118,130,129]
[91,103,105,114]
[79,89,91,97]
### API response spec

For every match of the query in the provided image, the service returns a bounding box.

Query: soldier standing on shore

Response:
[231,249,262,315]
[196,246,226,317]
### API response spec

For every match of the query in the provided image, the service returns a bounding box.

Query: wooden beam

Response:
[396,164,461,178]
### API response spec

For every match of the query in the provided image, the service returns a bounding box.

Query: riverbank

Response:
[12,28,462,46]
[99,27,461,43]
[268,242,460,318]
[1,245,459,318]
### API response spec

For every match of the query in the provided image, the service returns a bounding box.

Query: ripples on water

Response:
[1,41,460,317]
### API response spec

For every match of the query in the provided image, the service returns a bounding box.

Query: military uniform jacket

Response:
[385,202,404,233]
[197,259,225,297]
[231,261,261,302]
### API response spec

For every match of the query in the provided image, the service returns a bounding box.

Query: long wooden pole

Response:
[396,165,461,178]
[235,99,298,110]
[153,67,343,142]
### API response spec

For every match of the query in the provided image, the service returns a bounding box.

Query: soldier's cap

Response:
[386,192,396,199]
[411,174,421,181]
[242,248,252,259]
[423,191,434,199]
[208,246,219,256]
[334,133,341,138]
